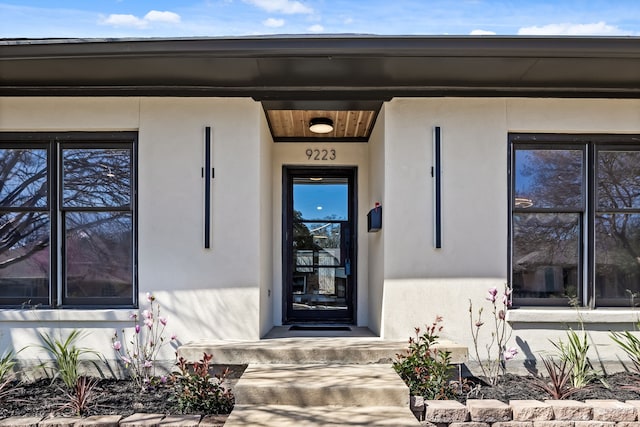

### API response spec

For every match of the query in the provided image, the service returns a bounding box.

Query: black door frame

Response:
[282,165,357,324]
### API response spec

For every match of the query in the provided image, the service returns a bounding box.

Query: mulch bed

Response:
[2,372,640,418]
[459,372,640,403]
[0,378,176,418]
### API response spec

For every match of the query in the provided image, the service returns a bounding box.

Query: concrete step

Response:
[234,364,409,407]
[178,337,467,365]
[224,405,421,427]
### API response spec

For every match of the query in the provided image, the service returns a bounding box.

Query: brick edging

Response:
[409,399,640,426]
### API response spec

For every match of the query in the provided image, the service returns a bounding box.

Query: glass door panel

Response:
[285,169,356,322]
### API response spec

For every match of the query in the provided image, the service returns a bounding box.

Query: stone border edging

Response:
[410,399,640,425]
[0,414,229,427]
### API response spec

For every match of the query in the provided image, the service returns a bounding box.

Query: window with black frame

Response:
[510,134,640,308]
[0,133,136,308]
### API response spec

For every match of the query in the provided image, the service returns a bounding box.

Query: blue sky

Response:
[1,0,639,38]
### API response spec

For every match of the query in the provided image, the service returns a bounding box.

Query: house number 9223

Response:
[306,148,336,161]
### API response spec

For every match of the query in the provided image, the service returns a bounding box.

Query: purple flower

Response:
[113,340,122,351]
[486,287,498,303]
[159,317,167,326]
[503,347,518,361]
[160,376,167,384]
[135,324,141,334]
[170,333,177,341]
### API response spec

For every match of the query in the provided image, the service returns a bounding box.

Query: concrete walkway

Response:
[177,327,468,426]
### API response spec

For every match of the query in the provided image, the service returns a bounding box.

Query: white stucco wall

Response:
[259,110,274,337]
[379,97,640,372]
[2,95,640,373]
[0,97,267,367]
[367,106,385,336]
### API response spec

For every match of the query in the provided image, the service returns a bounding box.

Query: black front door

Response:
[283,167,356,323]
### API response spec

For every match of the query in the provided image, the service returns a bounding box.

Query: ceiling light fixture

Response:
[309,117,334,134]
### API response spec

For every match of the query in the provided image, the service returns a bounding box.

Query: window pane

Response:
[512,213,580,301]
[64,212,132,300]
[62,148,131,209]
[0,212,49,300]
[598,150,640,210]
[595,213,640,304]
[0,148,48,208]
[293,179,348,220]
[514,149,583,209]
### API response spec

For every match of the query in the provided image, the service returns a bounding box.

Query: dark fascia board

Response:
[1,35,640,98]
[2,35,640,58]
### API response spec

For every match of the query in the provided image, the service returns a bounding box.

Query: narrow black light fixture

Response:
[309,117,334,134]
[433,126,442,249]
[204,126,212,249]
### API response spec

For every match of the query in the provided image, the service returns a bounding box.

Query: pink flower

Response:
[142,309,153,320]
[503,347,518,361]
[486,287,498,303]
[129,312,138,320]
[112,340,122,351]
[159,317,167,326]
[144,318,154,329]
[502,287,512,306]
[160,376,167,384]
[146,292,155,302]
[121,356,131,365]
[135,324,141,334]
[143,360,153,368]
[171,333,177,341]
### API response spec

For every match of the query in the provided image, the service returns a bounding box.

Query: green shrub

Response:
[552,327,600,388]
[393,317,455,400]
[173,353,234,414]
[38,329,101,390]
[610,328,640,373]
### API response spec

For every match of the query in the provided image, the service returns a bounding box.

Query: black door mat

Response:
[289,325,352,331]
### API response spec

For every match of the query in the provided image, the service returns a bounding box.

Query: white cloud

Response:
[100,10,181,29]
[102,14,147,29]
[518,21,626,36]
[144,10,181,24]
[307,24,324,32]
[244,0,313,14]
[470,29,496,35]
[263,17,285,27]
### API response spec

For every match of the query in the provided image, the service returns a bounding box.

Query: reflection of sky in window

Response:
[514,150,534,195]
[294,183,347,220]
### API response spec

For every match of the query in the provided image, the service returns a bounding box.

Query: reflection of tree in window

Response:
[0,141,135,305]
[0,149,50,299]
[595,151,640,302]
[513,141,640,306]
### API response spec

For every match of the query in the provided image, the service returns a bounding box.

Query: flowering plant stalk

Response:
[469,284,517,385]
[112,292,176,390]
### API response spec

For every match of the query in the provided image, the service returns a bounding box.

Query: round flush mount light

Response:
[309,117,334,134]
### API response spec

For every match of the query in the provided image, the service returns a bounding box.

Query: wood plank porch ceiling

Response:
[266,109,376,141]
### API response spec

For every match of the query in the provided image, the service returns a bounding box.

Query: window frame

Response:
[0,132,138,309]
[509,133,640,308]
